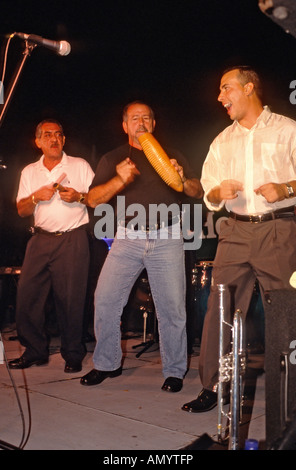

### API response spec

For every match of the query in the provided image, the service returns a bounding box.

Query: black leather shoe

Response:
[8,355,49,370]
[80,366,122,386]
[161,377,183,393]
[64,361,82,373]
[182,388,218,413]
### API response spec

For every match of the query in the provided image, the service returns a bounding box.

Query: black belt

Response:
[229,205,296,223]
[32,224,87,236]
[120,215,180,232]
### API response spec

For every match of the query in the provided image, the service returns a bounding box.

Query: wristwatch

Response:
[78,193,85,203]
[285,183,295,198]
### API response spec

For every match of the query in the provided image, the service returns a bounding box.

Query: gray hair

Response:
[122,101,155,122]
[35,119,64,138]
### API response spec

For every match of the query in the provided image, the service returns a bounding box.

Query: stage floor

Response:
[0,326,265,452]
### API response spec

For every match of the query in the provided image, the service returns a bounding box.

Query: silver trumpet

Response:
[217,284,246,450]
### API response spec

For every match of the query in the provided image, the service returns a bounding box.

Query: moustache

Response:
[136,126,148,133]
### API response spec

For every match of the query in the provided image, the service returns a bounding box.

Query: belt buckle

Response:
[257,214,263,223]
[250,214,262,223]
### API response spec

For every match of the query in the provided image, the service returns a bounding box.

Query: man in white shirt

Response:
[182,66,296,413]
[9,119,94,373]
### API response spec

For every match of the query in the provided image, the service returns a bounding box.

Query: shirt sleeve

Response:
[90,155,113,189]
[201,143,225,211]
[16,167,33,202]
[82,160,95,191]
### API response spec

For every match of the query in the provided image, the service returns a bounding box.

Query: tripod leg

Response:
[135,340,155,358]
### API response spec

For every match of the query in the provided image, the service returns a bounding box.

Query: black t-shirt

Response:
[91,143,197,227]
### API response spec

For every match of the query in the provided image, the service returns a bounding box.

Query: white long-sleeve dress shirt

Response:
[201,107,296,215]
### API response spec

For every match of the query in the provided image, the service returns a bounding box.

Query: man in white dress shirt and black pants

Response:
[9,119,94,373]
[182,66,296,413]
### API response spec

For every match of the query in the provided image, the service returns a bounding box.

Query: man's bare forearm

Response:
[88,175,126,208]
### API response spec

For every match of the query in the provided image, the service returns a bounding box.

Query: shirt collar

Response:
[37,151,68,170]
[255,105,272,127]
[234,105,271,132]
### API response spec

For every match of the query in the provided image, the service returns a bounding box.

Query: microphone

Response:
[14,32,71,56]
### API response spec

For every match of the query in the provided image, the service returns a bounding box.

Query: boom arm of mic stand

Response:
[0,41,36,129]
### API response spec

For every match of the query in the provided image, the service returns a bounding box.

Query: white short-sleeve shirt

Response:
[17,152,94,232]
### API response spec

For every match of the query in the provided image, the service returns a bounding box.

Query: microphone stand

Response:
[0,40,35,451]
[0,40,36,128]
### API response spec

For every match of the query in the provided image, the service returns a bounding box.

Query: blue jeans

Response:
[92,223,187,379]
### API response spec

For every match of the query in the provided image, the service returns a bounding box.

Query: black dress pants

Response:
[16,228,89,363]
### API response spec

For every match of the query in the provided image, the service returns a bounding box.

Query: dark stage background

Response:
[0,0,296,266]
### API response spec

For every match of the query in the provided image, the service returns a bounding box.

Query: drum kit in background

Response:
[121,271,158,355]
[122,257,265,357]
[189,260,265,353]
[95,205,265,354]
[0,233,265,356]
[123,273,159,358]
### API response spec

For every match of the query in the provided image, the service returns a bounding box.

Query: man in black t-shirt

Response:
[80,101,203,393]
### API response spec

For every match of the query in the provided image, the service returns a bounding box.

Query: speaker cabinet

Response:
[264,289,296,449]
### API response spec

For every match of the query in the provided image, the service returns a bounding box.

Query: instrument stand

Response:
[132,305,158,358]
